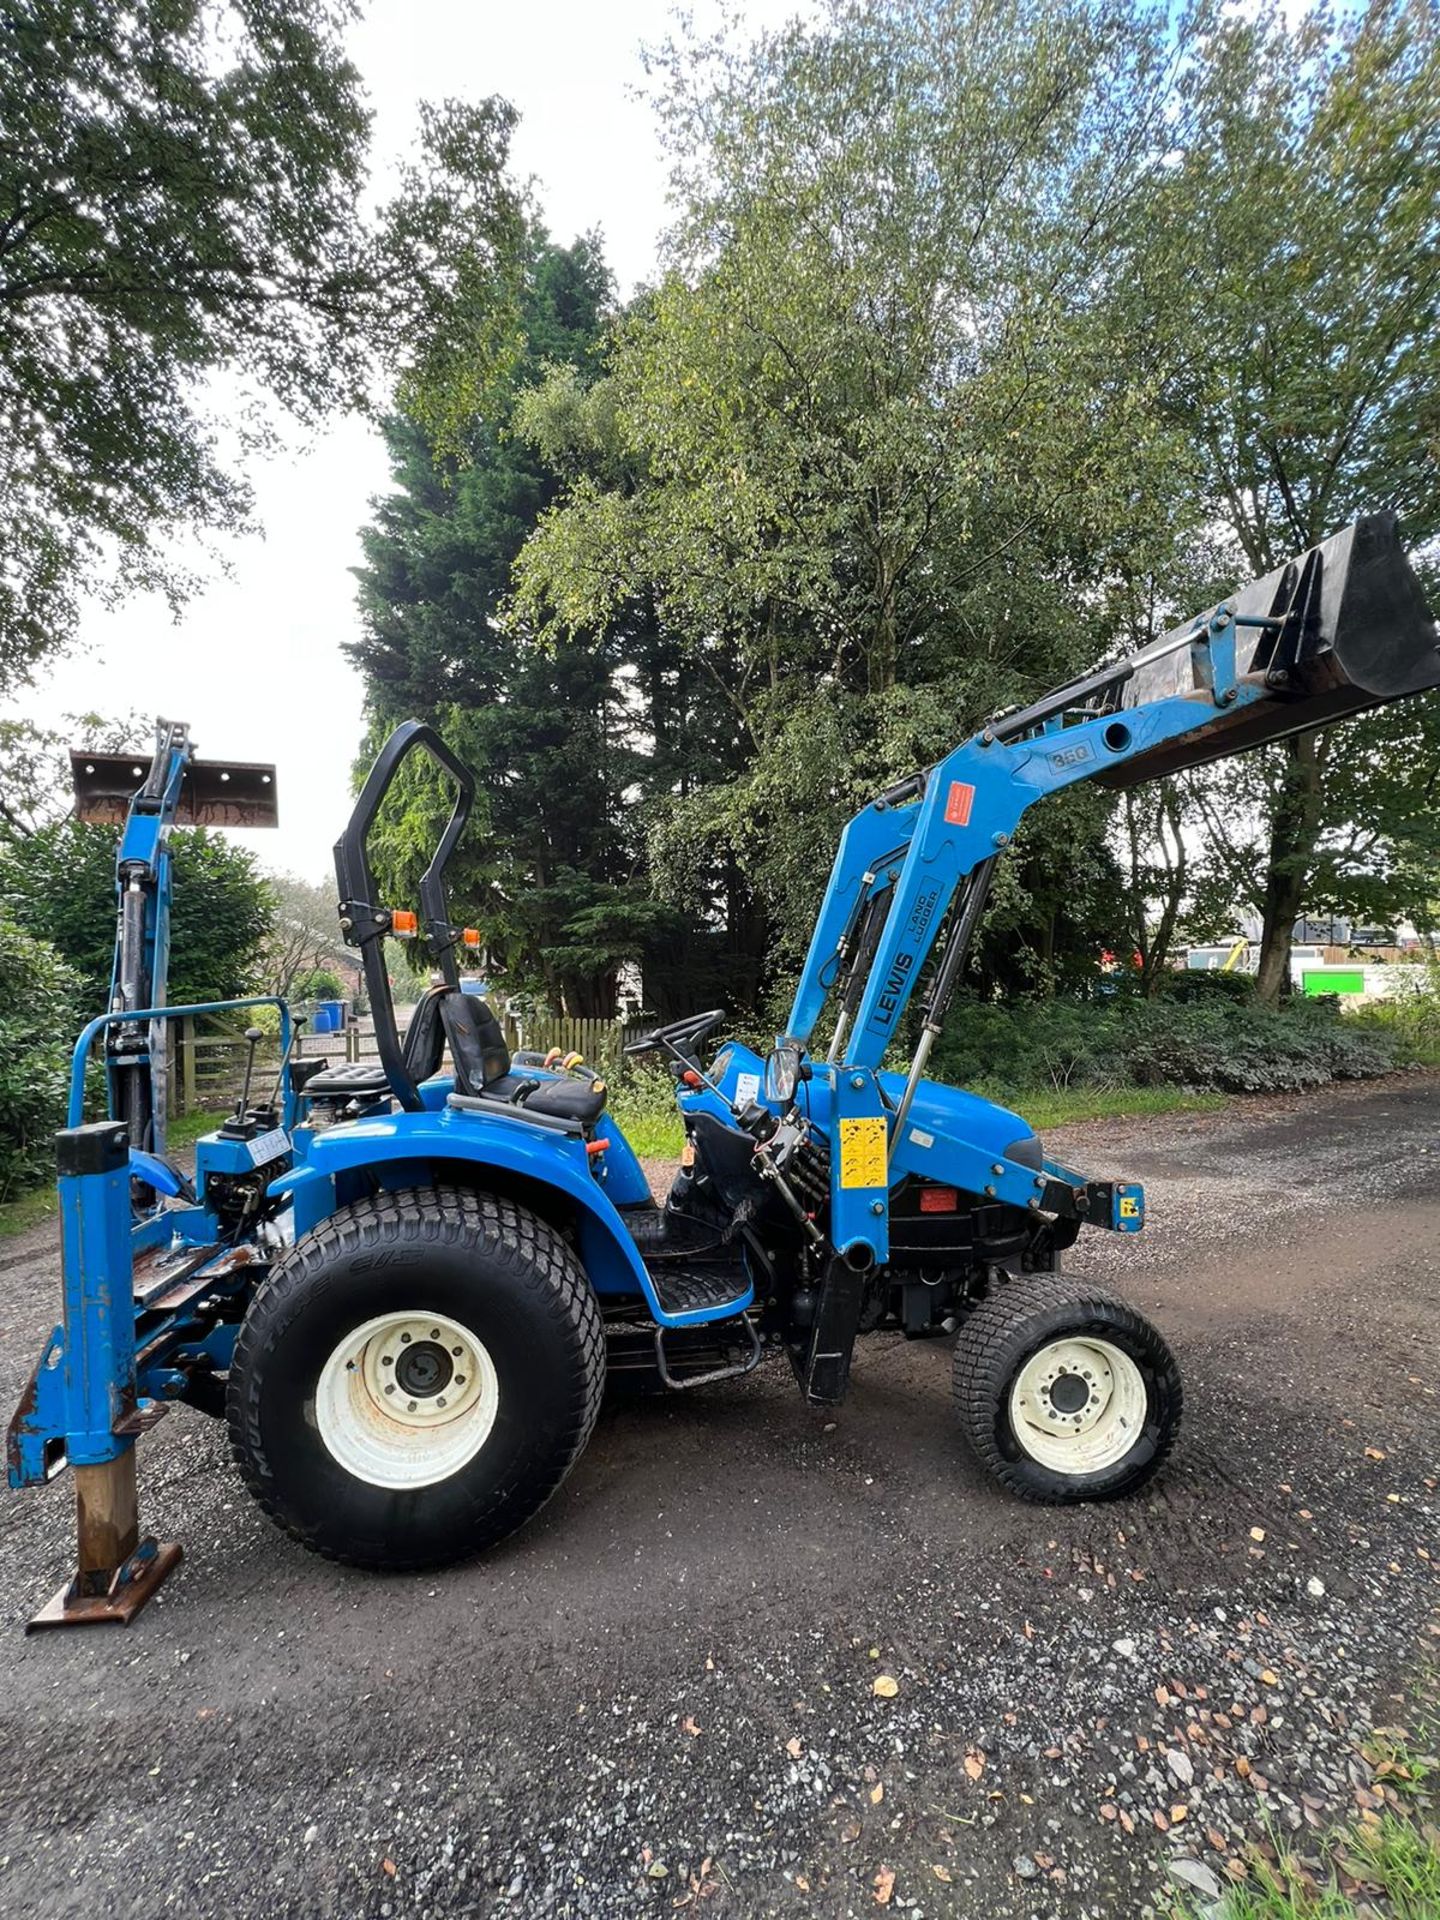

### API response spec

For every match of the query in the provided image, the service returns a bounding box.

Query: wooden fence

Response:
[500,1014,648,1077]
[167,1007,650,1116]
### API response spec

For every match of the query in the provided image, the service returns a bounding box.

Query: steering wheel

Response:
[623,1009,726,1065]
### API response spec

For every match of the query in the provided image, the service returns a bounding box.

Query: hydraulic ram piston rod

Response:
[889,855,998,1153]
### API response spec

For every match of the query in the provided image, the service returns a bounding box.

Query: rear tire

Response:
[953,1275,1181,1504]
[228,1188,604,1569]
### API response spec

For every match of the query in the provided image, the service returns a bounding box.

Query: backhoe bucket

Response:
[71,751,279,828]
[1101,513,1439,786]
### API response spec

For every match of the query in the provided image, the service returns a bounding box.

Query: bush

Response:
[607,1063,686,1160]
[293,967,345,1002]
[1351,960,1440,1066]
[931,990,1403,1099]
[0,918,86,1201]
[0,818,273,1003]
[1157,967,1255,1004]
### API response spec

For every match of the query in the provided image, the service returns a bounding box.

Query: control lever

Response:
[233,1026,265,1126]
[268,1013,307,1114]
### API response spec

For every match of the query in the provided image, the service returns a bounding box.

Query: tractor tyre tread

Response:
[228,1187,604,1570]
[953,1273,1181,1506]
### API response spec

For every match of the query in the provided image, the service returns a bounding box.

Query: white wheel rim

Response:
[315,1311,499,1490]
[1008,1336,1147,1475]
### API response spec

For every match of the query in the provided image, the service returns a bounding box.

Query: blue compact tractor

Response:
[8,516,1438,1627]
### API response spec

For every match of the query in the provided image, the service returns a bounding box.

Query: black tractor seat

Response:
[297,985,453,1102]
[481,1071,607,1126]
[298,988,607,1128]
[439,992,608,1126]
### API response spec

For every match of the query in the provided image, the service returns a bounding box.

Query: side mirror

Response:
[764,1042,805,1106]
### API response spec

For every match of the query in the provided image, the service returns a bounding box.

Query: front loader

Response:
[7,514,1437,1624]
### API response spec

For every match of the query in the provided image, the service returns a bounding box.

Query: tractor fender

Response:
[270,1107,662,1314]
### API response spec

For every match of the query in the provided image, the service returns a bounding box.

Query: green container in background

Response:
[1303,969,1364,995]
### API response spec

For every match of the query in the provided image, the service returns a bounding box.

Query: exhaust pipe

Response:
[1099,513,1439,787]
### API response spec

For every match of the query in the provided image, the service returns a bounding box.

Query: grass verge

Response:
[979,1084,1228,1131]
[1169,1710,1439,1920]
[0,1182,59,1239]
[168,1109,229,1149]
[1171,1810,1440,1920]
[609,1107,686,1160]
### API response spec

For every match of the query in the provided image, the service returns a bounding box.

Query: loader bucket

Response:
[1100,513,1439,787]
[71,750,279,828]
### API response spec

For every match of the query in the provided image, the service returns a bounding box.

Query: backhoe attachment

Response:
[72,745,279,828]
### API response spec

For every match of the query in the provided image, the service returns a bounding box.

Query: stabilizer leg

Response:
[28,1452,181,1632]
[23,1120,182,1632]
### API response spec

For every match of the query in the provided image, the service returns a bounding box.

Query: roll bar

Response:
[333,721,476,1112]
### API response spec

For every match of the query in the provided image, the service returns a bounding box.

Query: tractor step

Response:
[619,1203,725,1259]
[647,1250,760,1387]
[653,1313,761,1391]
[647,1260,754,1322]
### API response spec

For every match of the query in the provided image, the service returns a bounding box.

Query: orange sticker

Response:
[945,782,975,827]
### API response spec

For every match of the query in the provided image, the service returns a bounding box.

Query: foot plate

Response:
[27,1539,183,1633]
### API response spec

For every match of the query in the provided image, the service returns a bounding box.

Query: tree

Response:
[352,231,697,1017]
[512,0,1205,998]
[1115,784,1189,992]
[1181,697,1440,955]
[259,872,348,1001]
[0,0,525,683]
[513,359,771,1012]
[0,819,274,1005]
[0,711,147,838]
[1121,0,1440,1000]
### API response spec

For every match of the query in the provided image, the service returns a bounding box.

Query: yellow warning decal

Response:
[1119,1196,1140,1219]
[838,1116,889,1189]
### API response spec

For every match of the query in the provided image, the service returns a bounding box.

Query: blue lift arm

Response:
[789,515,1440,1101]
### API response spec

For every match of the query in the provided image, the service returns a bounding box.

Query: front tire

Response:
[953,1275,1181,1504]
[228,1188,605,1569]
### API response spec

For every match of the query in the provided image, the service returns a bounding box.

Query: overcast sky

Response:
[6,0,797,885]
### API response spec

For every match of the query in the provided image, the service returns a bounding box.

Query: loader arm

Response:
[788,513,1439,1080]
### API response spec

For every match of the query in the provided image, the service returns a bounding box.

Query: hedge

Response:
[0,917,86,1201]
[931,986,1404,1098]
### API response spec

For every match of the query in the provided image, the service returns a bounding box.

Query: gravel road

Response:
[0,1075,1436,1919]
